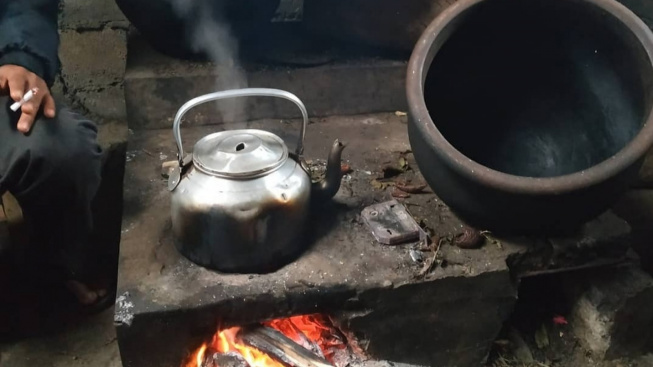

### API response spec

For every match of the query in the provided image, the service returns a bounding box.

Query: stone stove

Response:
[116,112,632,367]
[115,27,634,367]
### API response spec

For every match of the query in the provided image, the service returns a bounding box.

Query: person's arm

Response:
[0,0,59,133]
[0,0,60,87]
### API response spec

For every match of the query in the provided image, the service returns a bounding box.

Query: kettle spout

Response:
[312,139,347,202]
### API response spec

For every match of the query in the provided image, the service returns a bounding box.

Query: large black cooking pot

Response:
[407,0,653,233]
[115,0,280,60]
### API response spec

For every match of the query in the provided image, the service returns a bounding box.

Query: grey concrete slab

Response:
[116,113,633,367]
[0,309,121,367]
[124,36,408,130]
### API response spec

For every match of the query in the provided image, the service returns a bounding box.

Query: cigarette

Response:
[10,88,38,112]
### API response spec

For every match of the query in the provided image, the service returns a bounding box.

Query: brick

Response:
[76,85,127,120]
[60,0,128,30]
[59,29,127,90]
[124,36,407,130]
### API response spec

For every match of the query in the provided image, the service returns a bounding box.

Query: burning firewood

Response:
[287,321,326,359]
[453,226,485,249]
[238,326,334,367]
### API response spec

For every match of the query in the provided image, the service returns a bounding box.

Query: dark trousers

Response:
[0,96,102,281]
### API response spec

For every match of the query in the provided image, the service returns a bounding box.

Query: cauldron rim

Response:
[407,0,653,195]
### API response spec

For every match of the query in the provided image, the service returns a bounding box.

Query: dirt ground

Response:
[487,335,653,367]
[0,308,120,367]
[485,260,653,367]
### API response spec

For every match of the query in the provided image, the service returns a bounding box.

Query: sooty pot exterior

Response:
[407,0,653,234]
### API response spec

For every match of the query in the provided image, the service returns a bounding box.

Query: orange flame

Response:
[184,314,345,367]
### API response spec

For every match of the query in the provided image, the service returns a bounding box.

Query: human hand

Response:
[0,65,56,133]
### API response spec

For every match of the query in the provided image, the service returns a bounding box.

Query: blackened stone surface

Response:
[334,271,516,366]
[117,114,633,367]
[124,35,407,130]
[510,213,632,277]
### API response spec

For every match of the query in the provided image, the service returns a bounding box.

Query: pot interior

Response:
[424,0,653,178]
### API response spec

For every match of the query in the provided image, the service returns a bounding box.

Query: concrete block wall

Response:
[50,0,653,126]
[55,0,129,122]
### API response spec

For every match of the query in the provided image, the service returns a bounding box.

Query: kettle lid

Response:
[193,129,289,178]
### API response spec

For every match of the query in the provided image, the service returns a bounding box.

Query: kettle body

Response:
[171,152,311,272]
[168,88,345,273]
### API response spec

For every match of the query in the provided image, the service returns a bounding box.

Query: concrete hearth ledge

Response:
[116,113,632,367]
[123,35,407,131]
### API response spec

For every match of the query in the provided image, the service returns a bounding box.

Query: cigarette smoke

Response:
[170,0,248,123]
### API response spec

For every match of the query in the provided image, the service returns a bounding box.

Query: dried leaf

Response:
[391,188,410,198]
[395,111,407,117]
[454,227,485,249]
[396,183,427,194]
[534,324,550,349]
[341,164,353,174]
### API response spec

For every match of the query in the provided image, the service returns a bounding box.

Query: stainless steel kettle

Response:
[168,88,346,273]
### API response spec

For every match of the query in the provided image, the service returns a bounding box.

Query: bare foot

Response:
[65,280,107,306]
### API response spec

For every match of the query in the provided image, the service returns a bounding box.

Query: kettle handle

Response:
[173,88,309,166]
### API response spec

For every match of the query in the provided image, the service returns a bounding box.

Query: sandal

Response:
[66,279,117,315]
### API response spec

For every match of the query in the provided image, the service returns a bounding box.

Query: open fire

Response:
[184,314,354,367]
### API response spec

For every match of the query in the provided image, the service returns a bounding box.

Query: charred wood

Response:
[238,326,334,367]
